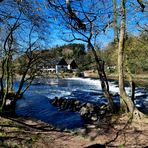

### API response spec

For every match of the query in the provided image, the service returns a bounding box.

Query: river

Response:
[15,77,148,129]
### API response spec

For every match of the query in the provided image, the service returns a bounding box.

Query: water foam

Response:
[66,77,131,95]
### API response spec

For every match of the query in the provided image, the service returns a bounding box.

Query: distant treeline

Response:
[39,32,148,74]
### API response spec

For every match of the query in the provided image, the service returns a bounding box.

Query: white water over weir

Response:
[15,77,148,129]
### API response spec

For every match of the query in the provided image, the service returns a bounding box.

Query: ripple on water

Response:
[15,94,84,129]
[15,78,148,128]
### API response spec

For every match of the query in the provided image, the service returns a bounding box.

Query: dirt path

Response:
[0,115,148,148]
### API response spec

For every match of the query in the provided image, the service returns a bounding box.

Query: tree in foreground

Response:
[48,0,148,118]
[48,0,116,112]
[0,1,48,112]
[117,0,147,119]
[0,21,42,112]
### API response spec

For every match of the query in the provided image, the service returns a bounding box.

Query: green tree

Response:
[125,33,148,74]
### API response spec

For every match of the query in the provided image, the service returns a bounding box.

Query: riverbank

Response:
[0,114,148,148]
[15,72,148,87]
[83,71,148,87]
[107,73,148,87]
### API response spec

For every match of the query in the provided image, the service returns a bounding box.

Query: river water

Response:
[15,77,148,129]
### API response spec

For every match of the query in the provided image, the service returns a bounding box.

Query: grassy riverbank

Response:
[84,71,148,87]
[107,73,148,87]
[0,114,148,148]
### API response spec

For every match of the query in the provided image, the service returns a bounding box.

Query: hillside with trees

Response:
[44,32,148,75]
[49,43,86,63]
[38,43,87,71]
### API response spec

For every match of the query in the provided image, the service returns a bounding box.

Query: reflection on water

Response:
[16,94,84,129]
[15,77,148,129]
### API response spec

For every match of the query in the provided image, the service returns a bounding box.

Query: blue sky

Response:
[46,0,147,49]
[50,31,114,49]
[0,0,147,50]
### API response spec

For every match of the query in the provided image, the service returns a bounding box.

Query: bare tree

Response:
[0,15,21,111]
[16,26,42,97]
[0,7,44,112]
[117,0,147,119]
[48,0,148,116]
[48,0,115,111]
[0,0,53,112]
[137,0,145,12]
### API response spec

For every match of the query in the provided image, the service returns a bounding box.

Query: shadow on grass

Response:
[79,114,148,148]
[1,113,148,148]
[0,113,67,147]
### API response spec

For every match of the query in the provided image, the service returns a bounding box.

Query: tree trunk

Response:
[89,42,115,112]
[9,55,14,92]
[16,60,32,97]
[125,56,135,102]
[16,69,28,97]
[0,59,5,99]
[117,0,147,120]
[118,0,135,113]
[113,0,118,43]
[0,55,10,111]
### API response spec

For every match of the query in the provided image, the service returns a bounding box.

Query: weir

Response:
[15,78,148,129]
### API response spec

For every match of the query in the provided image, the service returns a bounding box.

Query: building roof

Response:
[66,59,74,65]
[41,57,79,68]
[57,58,68,65]
[67,59,78,69]
[42,57,68,67]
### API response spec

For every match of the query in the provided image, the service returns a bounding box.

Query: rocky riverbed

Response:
[51,97,110,121]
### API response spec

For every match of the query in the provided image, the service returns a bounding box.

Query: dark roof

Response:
[66,59,74,65]
[42,57,68,67]
[67,60,78,69]
[57,58,68,65]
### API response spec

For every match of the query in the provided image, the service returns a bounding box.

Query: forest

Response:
[47,33,148,74]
